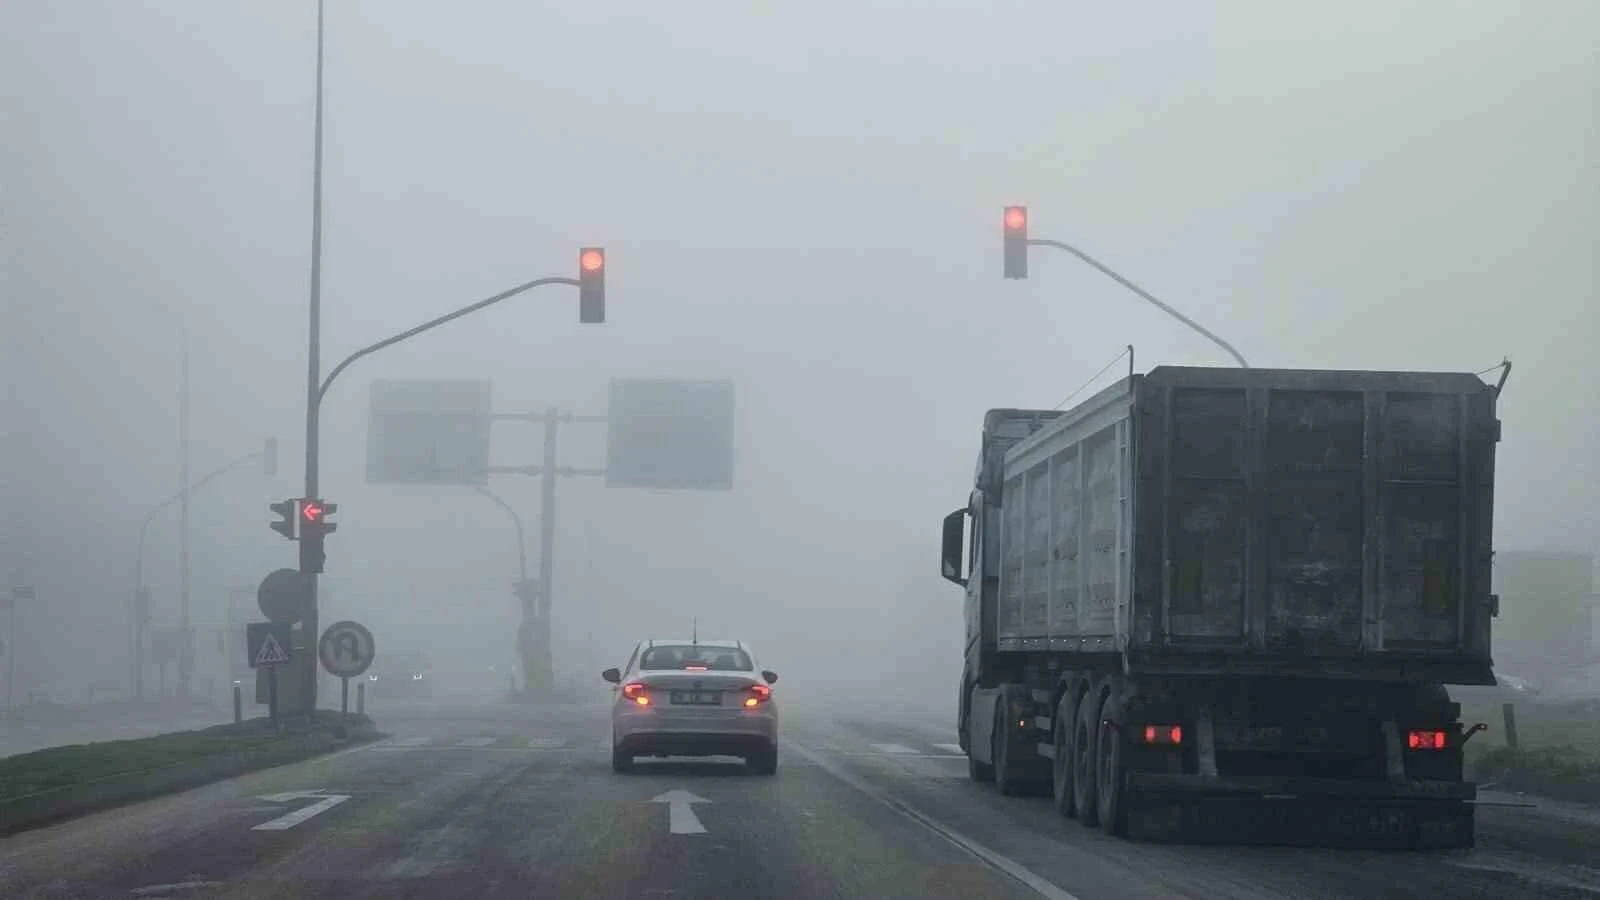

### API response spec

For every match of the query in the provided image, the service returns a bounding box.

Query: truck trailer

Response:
[940,365,1506,848]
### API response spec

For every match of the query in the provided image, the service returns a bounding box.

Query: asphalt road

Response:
[0,696,1596,899]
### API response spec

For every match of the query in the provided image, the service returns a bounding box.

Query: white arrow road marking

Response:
[871,743,919,755]
[252,791,351,831]
[458,737,496,747]
[933,743,966,755]
[650,790,710,835]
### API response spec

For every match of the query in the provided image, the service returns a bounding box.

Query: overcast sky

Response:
[3,1,1595,701]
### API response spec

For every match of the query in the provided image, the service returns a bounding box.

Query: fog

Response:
[3,1,1595,712]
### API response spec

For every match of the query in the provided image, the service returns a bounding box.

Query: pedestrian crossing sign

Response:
[246,621,294,668]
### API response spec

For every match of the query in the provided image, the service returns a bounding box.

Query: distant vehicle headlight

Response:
[412,673,424,681]
[368,674,379,681]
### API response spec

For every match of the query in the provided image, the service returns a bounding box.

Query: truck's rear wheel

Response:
[1095,692,1127,836]
[1073,690,1101,826]
[1052,693,1076,818]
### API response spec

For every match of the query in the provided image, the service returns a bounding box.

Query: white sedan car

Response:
[603,639,779,774]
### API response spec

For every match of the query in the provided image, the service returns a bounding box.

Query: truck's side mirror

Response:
[601,667,621,684]
[941,508,968,586]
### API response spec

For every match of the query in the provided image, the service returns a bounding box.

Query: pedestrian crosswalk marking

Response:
[870,743,919,755]
[932,743,965,755]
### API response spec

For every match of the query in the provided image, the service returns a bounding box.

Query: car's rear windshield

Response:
[639,645,753,671]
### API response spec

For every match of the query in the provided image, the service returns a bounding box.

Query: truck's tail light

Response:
[1142,725,1183,745]
[743,684,771,708]
[623,682,650,706]
[1407,729,1448,750]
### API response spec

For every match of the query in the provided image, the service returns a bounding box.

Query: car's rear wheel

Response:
[746,745,778,775]
[611,741,634,774]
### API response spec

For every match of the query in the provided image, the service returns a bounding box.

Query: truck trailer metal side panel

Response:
[994,366,1498,682]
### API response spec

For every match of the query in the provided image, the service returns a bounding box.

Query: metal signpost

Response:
[246,621,294,728]
[318,620,376,726]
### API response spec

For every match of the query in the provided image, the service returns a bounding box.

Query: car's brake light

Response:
[622,682,650,706]
[1141,725,1183,745]
[684,665,708,671]
[743,683,772,708]
[1407,729,1448,750]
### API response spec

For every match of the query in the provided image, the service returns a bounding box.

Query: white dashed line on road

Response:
[870,743,920,755]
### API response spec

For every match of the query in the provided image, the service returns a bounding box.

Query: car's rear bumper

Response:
[613,703,777,757]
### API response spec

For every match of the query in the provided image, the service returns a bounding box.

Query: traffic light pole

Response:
[1026,237,1250,368]
[486,410,607,694]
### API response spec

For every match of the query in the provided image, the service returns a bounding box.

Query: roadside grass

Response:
[1454,689,1600,786]
[0,712,374,800]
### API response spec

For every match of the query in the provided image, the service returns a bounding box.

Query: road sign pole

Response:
[268,666,280,731]
[341,676,348,716]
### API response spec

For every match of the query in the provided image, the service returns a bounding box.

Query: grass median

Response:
[0,712,379,833]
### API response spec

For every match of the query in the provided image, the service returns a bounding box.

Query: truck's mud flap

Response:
[1124,793,1475,850]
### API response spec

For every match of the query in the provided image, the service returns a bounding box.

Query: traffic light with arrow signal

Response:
[298,499,337,574]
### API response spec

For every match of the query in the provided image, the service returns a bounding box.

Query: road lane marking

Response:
[650,790,710,835]
[786,741,1081,900]
[933,743,965,755]
[131,882,225,895]
[252,791,352,831]
[871,743,920,755]
[391,736,430,747]
[458,737,496,747]
[526,738,567,749]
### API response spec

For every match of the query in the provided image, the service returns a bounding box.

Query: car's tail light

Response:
[1141,725,1183,745]
[622,682,650,706]
[743,683,772,708]
[1407,729,1448,750]
[684,665,708,672]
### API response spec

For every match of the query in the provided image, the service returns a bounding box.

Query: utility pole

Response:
[486,410,607,694]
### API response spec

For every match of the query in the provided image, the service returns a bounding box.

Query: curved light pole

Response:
[1003,208,1249,368]
[132,439,276,698]
[1028,237,1250,368]
[470,486,531,694]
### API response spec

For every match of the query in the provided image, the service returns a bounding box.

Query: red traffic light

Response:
[1004,206,1027,231]
[580,249,605,272]
[301,502,323,523]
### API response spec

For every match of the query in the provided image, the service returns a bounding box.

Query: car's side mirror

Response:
[601,667,621,684]
[761,670,778,684]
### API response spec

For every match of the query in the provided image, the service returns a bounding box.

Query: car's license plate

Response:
[670,691,721,706]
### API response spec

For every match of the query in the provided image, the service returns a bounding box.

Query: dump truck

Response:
[940,365,1506,848]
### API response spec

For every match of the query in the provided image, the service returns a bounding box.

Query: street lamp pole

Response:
[470,485,528,583]
[299,0,329,721]
[133,443,275,699]
[1027,237,1250,368]
[177,326,192,698]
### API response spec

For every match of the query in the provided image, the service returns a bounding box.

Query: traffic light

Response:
[1003,206,1028,279]
[578,247,605,324]
[269,499,298,541]
[298,499,337,574]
